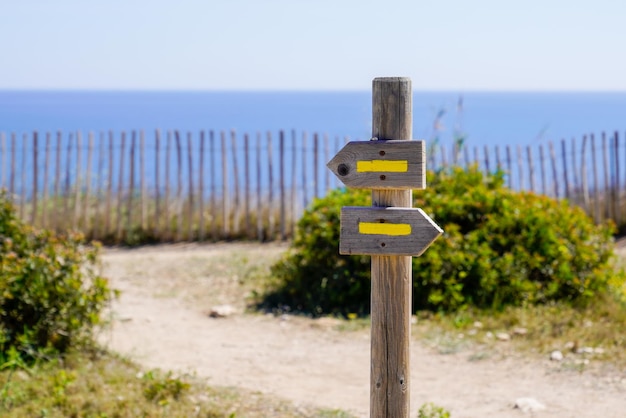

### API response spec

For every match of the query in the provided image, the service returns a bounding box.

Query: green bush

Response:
[0,192,112,363]
[417,402,451,418]
[265,166,624,315]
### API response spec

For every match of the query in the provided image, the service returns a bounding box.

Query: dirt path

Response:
[99,243,626,417]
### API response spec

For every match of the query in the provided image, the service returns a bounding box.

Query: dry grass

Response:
[0,349,354,418]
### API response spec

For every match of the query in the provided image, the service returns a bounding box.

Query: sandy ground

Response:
[99,243,626,417]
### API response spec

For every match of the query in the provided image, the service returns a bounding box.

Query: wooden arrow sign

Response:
[327,140,426,189]
[340,206,442,256]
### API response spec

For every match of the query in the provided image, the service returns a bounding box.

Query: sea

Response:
[1,90,625,195]
[2,90,626,146]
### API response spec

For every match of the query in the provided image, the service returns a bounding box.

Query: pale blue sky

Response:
[1,0,625,91]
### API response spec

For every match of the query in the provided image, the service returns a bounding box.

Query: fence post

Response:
[31,132,39,225]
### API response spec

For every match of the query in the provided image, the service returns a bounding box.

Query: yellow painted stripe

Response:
[359,222,412,236]
[356,160,408,173]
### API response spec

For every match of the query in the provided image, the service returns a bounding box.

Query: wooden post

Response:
[539,144,547,195]
[267,131,274,240]
[221,131,229,239]
[20,133,27,220]
[571,137,580,205]
[140,130,146,231]
[64,133,72,228]
[561,139,570,200]
[210,130,218,241]
[32,131,39,225]
[549,141,559,198]
[527,146,536,193]
[96,131,105,240]
[279,130,286,241]
[291,130,299,238]
[10,133,16,196]
[85,132,94,235]
[165,131,172,240]
[256,132,263,240]
[106,131,114,237]
[42,132,50,228]
[302,131,309,208]
[243,132,250,239]
[613,131,620,225]
[128,131,136,236]
[581,135,590,214]
[187,131,194,241]
[199,130,206,241]
[602,132,610,219]
[370,77,412,418]
[174,130,183,242]
[231,130,240,236]
[591,134,601,222]
[175,130,183,241]
[54,132,61,231]
[155,129,161,238]
[116,132,126,241]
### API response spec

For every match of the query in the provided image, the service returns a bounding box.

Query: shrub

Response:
[266,166,624,315]
[0,192,112,363]
[417,402,451,418]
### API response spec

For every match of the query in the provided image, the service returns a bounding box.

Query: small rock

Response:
[578,347,594,355]
[473,321,483,329]
[594,347,605,355]
[496,332,511,342]
[514,397,546,413]
[485,331,494,339]
[512,327,528,336]
[564,341,576,351]
[550,350,564,361]
[209,304,236,318]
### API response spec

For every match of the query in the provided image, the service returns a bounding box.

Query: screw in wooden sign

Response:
[328,77,442,417]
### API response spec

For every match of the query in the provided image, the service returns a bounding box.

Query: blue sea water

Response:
[0,90,625,198]
[2,90,626,147]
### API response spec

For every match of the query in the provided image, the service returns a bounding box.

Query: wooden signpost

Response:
[328,77,442,417]
[327,140,426,189]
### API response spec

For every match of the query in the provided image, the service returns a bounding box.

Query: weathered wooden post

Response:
[328,77,442,417]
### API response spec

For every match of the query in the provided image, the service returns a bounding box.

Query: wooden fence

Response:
[428,131,626,227]
[0,129,625,244]
[0,129,348,244]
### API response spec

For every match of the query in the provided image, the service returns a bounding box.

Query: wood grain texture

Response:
[327,140,425,190]
[370,77,412,418]
[340,207,442,256]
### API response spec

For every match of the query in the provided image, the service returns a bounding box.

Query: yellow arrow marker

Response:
[356,160,408,173]
[358,222,412,236]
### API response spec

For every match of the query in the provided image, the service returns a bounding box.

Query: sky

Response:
[1,0,626,91]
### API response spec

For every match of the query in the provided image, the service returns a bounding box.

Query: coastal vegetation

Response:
[266,166,625,315]
[1,163,626,415]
